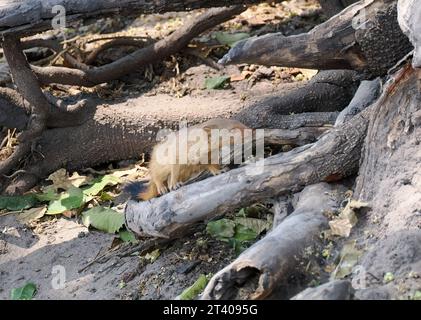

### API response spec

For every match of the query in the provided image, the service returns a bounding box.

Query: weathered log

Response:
[398,0,421,67]
[220,0,413,77]
[124,106,369,238]
[291,280,354,300]
[335,77,381,126]
[201,183,346,300]
[237,70,360,119]
[0,0,281,37]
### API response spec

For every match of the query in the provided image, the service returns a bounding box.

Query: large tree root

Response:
[236,70,361,119]
[350,66,421,299]
[29,6,247,86]
[201,182,346,300]
[124,106,369,238]
[219,0,413,77]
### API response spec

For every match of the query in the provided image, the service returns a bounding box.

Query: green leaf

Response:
[179,274,211,300]
[331,241,362,279]
[47,186,85,215]
[234,217,270,236]
[82,175,120,197]
[215,32,250,47]
[206,219,235,241]
[205,76,230,90]
[35,186,59,202]
[10,283,37,300]
[119,229,138,244]
[0,194,38,211]
[82,206,124,233]
[233,224,258,242]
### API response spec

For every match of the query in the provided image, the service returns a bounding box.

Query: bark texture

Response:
[220,0,413,77]
[201,183,346,300]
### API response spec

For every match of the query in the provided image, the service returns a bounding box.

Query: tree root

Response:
[219,1,413,77]
[201,182,346,299]
[30,6,247,86]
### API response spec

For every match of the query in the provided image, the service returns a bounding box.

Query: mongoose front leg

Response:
[168,164,181,191]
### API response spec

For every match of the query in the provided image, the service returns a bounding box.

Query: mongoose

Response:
[125,118,250,201]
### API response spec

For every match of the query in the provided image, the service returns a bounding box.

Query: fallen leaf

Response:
[234,217,271,236]
[35,186,59,202]
[82,174,120,198]
[10,283,37,300]
[82,206,124,233]
[17,207,47,224]
[331,241,362,279]
[47,169,92,191]
[204,76,230,90]
[0,194,38,211]
[47,186,85,215]
[178,274,211,300]
[329,200,369,237]
[230,71,253,82]
[206,219,236,241]
[119,229,138,244]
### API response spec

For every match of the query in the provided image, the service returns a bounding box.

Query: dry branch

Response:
[29,6,246,86]
[201,182,346,299]
[124,107,369,238]
[219,0,413,77]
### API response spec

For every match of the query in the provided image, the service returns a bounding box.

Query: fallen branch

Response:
[201,182,346,299]
[30,6,247,86]
[219,1,413,77]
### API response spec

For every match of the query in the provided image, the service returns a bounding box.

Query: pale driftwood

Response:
[124,107,369,238]
[398,0,421,67]
[334,78,381,126]
[219,0,413,77]
[201,182,346,300]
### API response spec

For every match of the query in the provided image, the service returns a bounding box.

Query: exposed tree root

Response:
[29,6,247,86]
[201,183,346,299]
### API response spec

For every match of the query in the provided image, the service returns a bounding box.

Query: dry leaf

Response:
[17,207,47,224]
[230,71,253,82]
[329,200,369,237]
[47,169,92,191]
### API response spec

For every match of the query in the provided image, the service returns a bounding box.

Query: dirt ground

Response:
[0,0,420,300]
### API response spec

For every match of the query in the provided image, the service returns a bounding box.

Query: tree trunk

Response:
[351,66,421,299]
